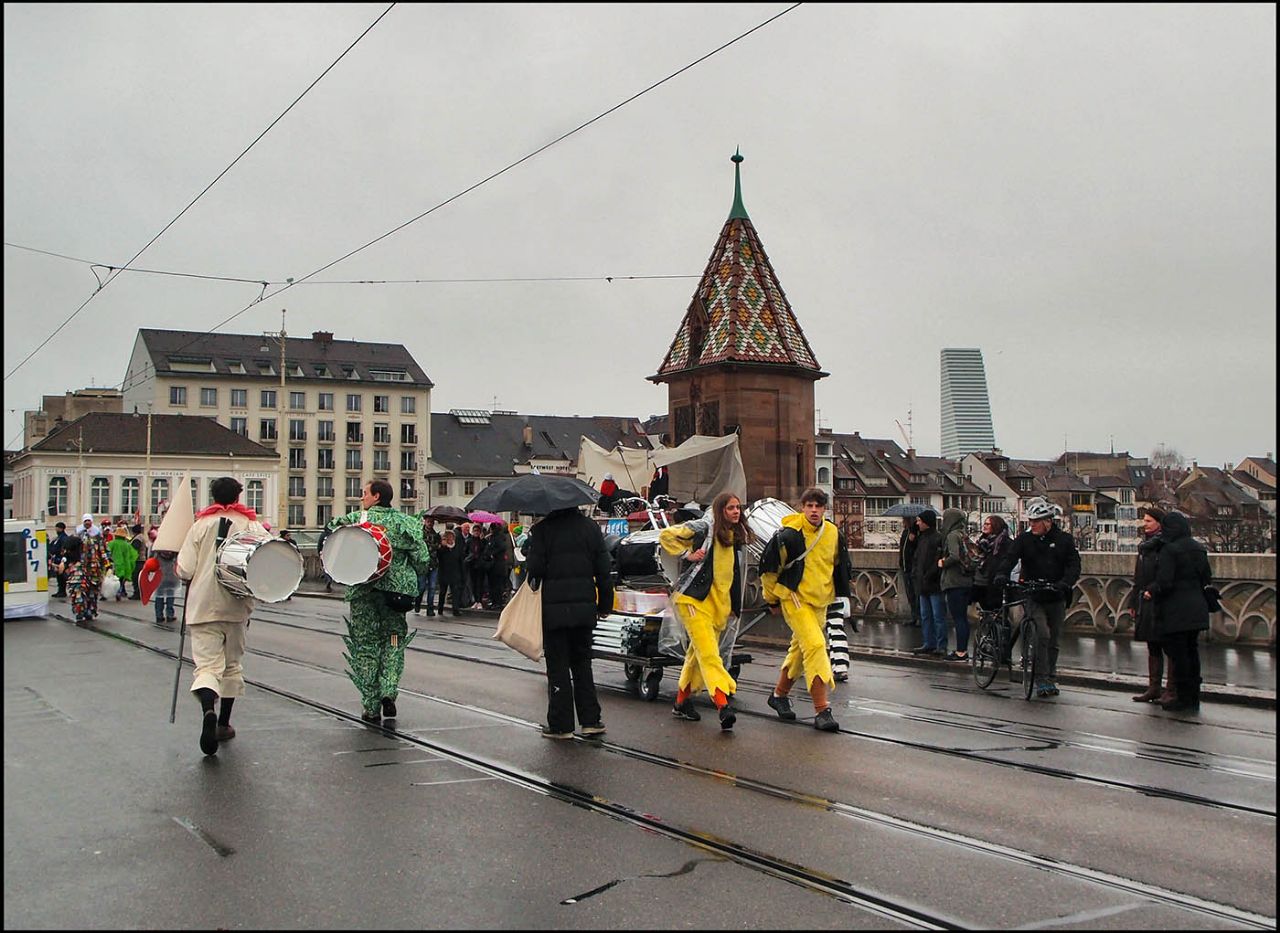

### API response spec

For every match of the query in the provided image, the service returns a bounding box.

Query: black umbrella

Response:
[882,502,931,518]
[420,504,470,523]
[465,474,600,515]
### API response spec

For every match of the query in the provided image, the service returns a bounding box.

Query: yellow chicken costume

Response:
[660,518,742,725]
[760,508,853,730]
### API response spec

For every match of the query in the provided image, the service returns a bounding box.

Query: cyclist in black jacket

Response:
[994,498,1081,697]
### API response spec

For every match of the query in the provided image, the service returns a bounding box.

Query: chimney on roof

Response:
[522,425,533,448]
[1225,462,1233,472]
[907,447,916,459]
[852,431,860,438]
[312,331,333,346]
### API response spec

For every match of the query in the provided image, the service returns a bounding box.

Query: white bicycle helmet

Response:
[1024,498,1057,521]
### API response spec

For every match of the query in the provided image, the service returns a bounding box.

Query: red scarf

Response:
[195,502,259,521]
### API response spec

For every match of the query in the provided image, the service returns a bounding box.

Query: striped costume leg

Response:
[826,601,849,683]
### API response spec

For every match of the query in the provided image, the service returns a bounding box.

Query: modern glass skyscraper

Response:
[940,348,995,459]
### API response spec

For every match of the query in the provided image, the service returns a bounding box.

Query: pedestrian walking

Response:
[465,523,488,609]
[760,487,853,732]
[484,522,513,612]
[176,477,270,756]
[938,508,975,661]
[910,510,945,656]
[326,480,429,722]
[659,491,751,730]
[76,514,109,621]
[1145,511,1212,712]
[129,524,147,599]
[524,507,612,739]
[48,522,69,598]
[415,517,441,616]
[150,550,180,624]
[108,524,138,600]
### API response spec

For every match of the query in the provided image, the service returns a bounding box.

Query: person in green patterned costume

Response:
[326,479,429,722]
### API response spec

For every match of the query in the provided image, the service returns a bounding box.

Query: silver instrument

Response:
[215,530,303,602]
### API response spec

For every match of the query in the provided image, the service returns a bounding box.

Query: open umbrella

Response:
[466,473,600,515]
[467,510,506,524]
[420,504,470,523]
[882,502,932,518]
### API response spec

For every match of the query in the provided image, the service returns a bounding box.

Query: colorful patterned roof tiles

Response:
[655,154,822,378]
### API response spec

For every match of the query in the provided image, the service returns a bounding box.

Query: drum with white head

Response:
[742,497,799,562]
[216,530,304,602]
[321,523,392,586]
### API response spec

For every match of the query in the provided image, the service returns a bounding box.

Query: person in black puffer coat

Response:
[525,508,613,738]
[1145,511,1212,711]
[1123,507,1173,703]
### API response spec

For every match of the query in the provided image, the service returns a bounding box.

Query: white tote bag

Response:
[493,581,543,661]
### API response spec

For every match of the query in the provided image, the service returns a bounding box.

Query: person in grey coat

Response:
[1143,511,1212,711]
[938,508,975,660]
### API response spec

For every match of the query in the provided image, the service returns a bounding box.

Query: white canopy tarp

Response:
[651,434,746,504]
[576,437,654,494]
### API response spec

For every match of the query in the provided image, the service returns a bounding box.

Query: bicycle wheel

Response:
[1021,620,1038,700]
[971,619,999,689]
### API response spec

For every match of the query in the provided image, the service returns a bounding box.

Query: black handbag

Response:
[1203,585,1223,613]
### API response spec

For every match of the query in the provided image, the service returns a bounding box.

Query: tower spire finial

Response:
[728,147,749,220]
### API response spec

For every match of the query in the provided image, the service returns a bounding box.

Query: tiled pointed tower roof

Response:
[653,151,823,379]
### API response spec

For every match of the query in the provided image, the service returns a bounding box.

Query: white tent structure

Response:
[652,434,746,504]
[577,433,747,506]
[577,437,654,495]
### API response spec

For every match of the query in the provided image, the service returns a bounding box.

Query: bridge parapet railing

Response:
[848,549,1276,647]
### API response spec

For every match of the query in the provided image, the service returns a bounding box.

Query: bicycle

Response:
[971,580,1058,699]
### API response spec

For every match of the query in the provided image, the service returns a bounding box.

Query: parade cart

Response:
[591,604,763,701]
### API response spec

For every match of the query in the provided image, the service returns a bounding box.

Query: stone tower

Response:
[649,151,827,504]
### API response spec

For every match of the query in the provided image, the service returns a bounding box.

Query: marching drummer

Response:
[325,479,429,723]
[659,491,752,731]
[177,476,272,756]
[759,487,853,732]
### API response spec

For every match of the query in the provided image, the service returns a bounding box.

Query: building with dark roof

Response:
[425,411,652,510]
[7,412,279,523]
[121,328,433,529]
[650,152,826,504]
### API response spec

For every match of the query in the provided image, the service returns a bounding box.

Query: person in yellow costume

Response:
[760,487,853,732]
[659,491,752,731]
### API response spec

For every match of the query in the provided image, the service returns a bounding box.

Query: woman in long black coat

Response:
[524,507,613,738]
[1125,508,1173,703]
[1145,511,1212,711]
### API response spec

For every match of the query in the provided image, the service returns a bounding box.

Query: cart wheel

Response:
[623,663,643,683]
[639,667,663,701]
[728,664,741,680]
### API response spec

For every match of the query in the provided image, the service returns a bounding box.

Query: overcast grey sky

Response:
[4,3,1275,466]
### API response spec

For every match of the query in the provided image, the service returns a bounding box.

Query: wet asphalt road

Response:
[4,595,1275,930]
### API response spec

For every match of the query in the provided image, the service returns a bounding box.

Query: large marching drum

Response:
[216,530,304,603]
[321,523,393,586]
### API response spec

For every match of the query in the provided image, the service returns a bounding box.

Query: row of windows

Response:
[288,477,418,498]
[45,476,266,516]
[285,500,419,528]
[169,386,418,414]
[286,449,415,472]
[230,419,418,445]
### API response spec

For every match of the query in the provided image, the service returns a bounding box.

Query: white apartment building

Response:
[122,329,433,530]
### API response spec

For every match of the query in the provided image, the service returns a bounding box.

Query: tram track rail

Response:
[247,609,1277,818]
[70,609,1278,931]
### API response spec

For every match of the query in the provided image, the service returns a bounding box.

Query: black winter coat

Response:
[525,509,613,631]
[996,524,1081,600]
[759,522,852,602]
[1149,512,1211,637]
[913,529,942,595]
[435,540,466,583]
[898,527,918,575]
[669,521,747,617]
[1127,532,1163,642]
